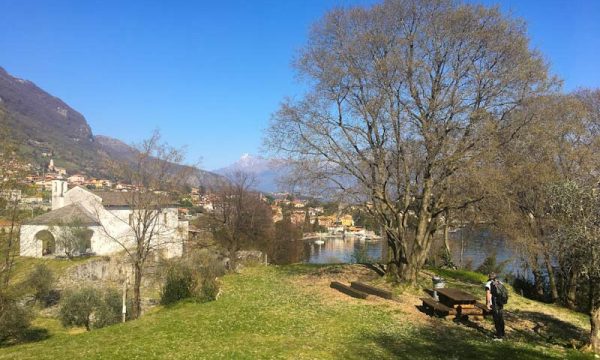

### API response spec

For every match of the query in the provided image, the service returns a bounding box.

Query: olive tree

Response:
[51,219,93,259]
[266,0,551,282]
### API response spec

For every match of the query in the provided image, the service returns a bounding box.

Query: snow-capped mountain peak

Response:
[214,154,290,192]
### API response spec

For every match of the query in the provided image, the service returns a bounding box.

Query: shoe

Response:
[492,337,503,342]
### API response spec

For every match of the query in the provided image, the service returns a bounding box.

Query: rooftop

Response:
[24,204,100,226]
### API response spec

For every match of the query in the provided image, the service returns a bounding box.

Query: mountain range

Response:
[0,66,220,186]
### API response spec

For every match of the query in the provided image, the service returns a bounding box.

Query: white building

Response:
[20,180,187,258]
[67,174,85,184]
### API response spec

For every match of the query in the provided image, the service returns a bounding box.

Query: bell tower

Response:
[51,179,67,210]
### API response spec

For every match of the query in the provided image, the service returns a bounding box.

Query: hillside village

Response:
[2,154,370,260]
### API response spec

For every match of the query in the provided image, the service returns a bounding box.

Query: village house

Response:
[19,179,187,258]
[67,174,85,185]
[317,215,336,228]
[271,205,283,223]
[290,210,306,225]
[340,214,354,227]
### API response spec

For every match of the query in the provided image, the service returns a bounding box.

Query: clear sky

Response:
[1,0,598,170]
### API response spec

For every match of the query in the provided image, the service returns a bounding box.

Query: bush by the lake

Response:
[26,264,55,306]
[59,287,124,331]
[476,253,507,276]
[350,247,374,264]
[0,292,32,344]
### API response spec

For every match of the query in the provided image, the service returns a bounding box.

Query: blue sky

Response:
[1,0,598,170]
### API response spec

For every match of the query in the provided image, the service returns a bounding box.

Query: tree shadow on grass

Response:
[0,327,50,348]
[349,325,590,360]
[507,310,589,348]
[276,263,380,280]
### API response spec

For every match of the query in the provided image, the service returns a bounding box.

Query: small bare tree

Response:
[266,0,551,282]
[0,124,26,287]
[97,130,192,318]
[204,172,273,271]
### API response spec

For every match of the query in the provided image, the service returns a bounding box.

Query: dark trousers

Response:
[492,306,505,337]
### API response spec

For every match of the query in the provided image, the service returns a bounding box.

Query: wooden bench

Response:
[330,282,369,299]
[475,302,492,316]
[420,297,456,316]
[350,282,394,300]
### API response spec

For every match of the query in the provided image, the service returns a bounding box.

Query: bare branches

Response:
[95,130,189,318]
[265,0,550,282]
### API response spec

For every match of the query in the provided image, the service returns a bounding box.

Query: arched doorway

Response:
[80,229,93,254]
[35,230,55,256]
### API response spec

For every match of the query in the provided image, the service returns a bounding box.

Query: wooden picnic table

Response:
[435,288,477,307]
[420,288,490,319]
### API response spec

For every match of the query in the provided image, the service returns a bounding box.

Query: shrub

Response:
[26,264,54,306]
[191,252,224,303]
[59,287,123,331]
[160,251,225,305]
[0,292,32,344]
[95,288,128,328]
[160,264,194,305]
[351,247,374,264]
[476,253,507,275]
[196,277,220,302]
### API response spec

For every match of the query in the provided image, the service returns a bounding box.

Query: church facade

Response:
[20,180,187,258]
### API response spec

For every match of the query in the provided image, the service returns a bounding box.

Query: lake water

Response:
[304,236,386,264]
[295,228,522,275]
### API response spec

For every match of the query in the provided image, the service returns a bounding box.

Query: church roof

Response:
[24,204,100,226]
[92,190,179,207]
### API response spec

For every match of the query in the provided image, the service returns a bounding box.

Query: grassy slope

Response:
[0,264,594,360]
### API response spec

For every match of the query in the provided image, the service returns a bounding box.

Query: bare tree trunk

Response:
[399,247,430,284]
[531,268,544,299]
[399,178,435,283]
[543,252,559,303]
[589,277,595,315]
[385,231,405,283]
[443,210,451,256]
[591,306,600,354]
[460,230,465,268]
[132,264,142,319]
[565,272,578,310]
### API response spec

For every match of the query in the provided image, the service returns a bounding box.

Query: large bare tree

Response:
[265,0,551,282]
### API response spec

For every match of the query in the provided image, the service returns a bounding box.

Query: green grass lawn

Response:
[0,264,595,359]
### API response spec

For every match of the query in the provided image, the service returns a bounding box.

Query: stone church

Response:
[20,180,187,258]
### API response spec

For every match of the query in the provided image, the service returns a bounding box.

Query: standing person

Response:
[485,272,508,340]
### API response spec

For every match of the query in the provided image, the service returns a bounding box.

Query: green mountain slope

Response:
[0,66,219,184]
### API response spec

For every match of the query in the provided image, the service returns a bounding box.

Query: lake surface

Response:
[304,236,386,264]
[295,228,522,275]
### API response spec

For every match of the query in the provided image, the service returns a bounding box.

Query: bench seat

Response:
[330,281,369,299]
[420,297,456,316]
[350,282,394,300]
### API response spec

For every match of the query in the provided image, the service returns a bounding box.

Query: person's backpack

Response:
[491,280,509,305]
